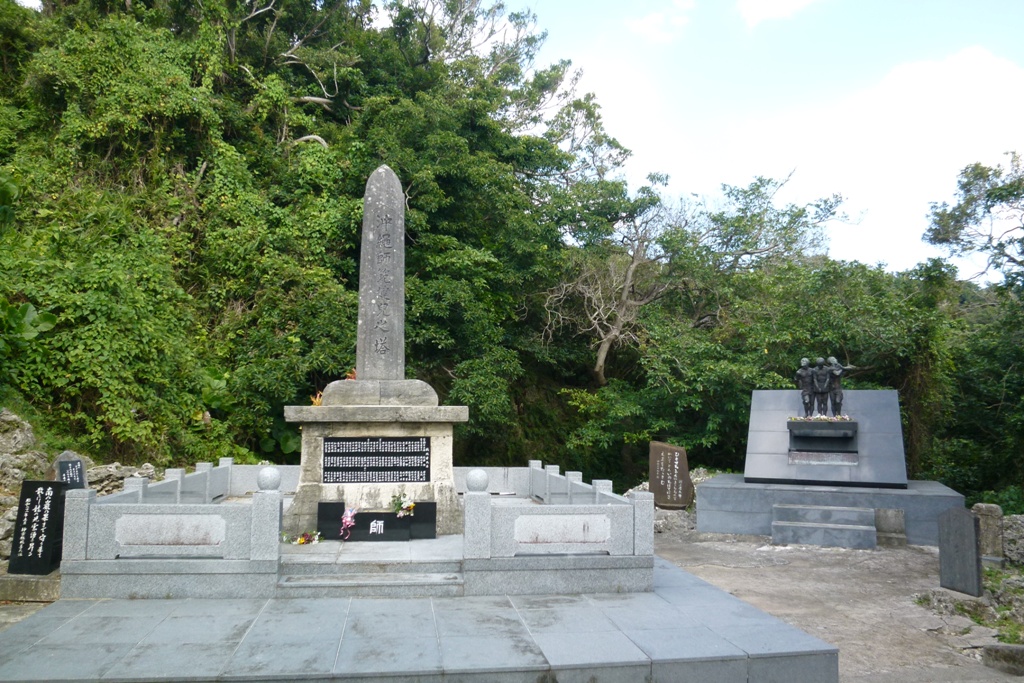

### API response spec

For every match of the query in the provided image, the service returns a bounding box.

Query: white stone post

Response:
[123,477,148,502]
[63,488,96,561]
[566,471,582,504]
[528,460,543,498]
[544,464,559,501]
[630,491,655,556]
[593,480,613,504]
[195,462,213,503]
[219,457,234,496]
[163,468,185,503]
[463,469,492,559]
[251,467,282,564]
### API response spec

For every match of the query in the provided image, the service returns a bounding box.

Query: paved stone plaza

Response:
[0,547,837,683]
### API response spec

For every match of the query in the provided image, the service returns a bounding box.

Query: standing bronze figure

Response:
[827,356,854,416]
[811,357,831,416]
[794,358,814,417]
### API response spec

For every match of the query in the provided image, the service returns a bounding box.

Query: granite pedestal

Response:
[698,474,964,546]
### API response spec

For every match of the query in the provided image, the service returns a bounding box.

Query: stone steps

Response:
[771,504,877,549]
[773,503,875,526]
[279,557,462,577]
[277,571,465,598]
[277,555,466,597]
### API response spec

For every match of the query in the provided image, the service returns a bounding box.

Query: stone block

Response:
[61,488,95,561]
[250,490,282,562]
[284,405,468,423]
[772,504,874,526]
[984,644,1024,676]
[771,520,876,548]
[973,502,1005,566]
[631,491,654,556]
[462,491,491,559]
[939,507,983,597]
[321,379,440,406]
[875,507,907,547]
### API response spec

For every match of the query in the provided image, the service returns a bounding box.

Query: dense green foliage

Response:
[0,0,1021,504]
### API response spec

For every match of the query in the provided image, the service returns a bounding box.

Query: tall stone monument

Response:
[283,165,468,535]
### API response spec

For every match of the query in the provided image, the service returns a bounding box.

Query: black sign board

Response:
[57,459,86,489]
[8,480,68,575]
[322,437,431,484]
[317,501,437,541]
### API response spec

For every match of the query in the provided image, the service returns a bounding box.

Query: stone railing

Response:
[460,461,654,559]
[60,465,285,599]
[91,458,301,505]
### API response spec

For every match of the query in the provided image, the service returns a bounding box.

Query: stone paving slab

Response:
[0,557,837,682]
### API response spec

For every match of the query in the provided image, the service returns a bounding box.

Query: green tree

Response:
[928,152,1024,280]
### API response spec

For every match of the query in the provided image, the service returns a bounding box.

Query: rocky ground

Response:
[0,409,158,560]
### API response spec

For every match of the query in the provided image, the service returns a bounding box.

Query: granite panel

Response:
[939,507,983,596]
[532,630,650,666]
[745,389,908,487]
[336,634,443,676]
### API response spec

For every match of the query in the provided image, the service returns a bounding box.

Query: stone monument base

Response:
[697,474,963,546]
[282,405,467,536]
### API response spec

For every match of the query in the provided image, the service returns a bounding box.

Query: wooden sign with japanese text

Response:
[648,441,694,509]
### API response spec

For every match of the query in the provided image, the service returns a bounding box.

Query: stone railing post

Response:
[630,491,654,556]
[163,468,185,503]
[219,457,234,496]
[544,465,559,501]
[592,479,613,504]
[63,488,96,561]
[566,472,582,503]
[463,469,492,559]
[123,477,148,503]
[195,462,213,503]
[528,460,542,498]
[251,467,282,565]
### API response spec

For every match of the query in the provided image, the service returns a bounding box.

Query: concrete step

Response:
[772,520,877,549]
[277,571,464,598]
[278,558,462,577]
[773,504,875,527]
[0,569,61,602]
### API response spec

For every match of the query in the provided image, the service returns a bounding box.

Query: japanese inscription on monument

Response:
[322,437,431,483]
[356,165,405,380]
[648,441,694,509]
[8,480,68,575]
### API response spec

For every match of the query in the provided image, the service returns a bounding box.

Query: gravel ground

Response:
[654,507,1019,682]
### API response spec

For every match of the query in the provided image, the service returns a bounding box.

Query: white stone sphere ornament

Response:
[466,469,488,492]
[257,466,281,491]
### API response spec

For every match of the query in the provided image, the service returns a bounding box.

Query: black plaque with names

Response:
[322,437,431,484]
[8,480,68,575]
[57,459,86,489]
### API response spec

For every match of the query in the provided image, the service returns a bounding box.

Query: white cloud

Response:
[617,46,1024,274]
[626,0,696,44]
[736,0,821,28]
[15,0,41,9]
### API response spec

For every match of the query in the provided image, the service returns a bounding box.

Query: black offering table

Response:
[8,480,68,575]
[317,502,437,541]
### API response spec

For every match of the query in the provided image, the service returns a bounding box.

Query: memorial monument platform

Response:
[0,556,838,683]
[698,387,965,548]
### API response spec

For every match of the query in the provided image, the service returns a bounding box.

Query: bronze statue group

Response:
[794,357,851,418]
